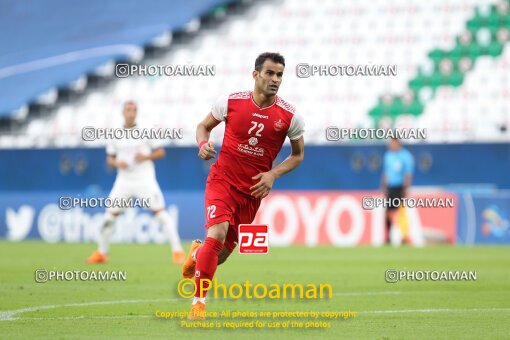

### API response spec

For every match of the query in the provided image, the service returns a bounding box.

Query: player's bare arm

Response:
[106,154,128,169]
[135,147,165,162]
[250,136,305,198]
[381,174,387,193]
[403,173,412,196]
[196,113,221,160]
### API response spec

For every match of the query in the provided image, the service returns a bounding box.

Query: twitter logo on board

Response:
[5,205,34,241]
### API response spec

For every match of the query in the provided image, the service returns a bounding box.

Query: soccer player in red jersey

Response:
[183,52,305,319]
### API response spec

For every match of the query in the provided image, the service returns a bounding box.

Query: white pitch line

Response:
[9,308,510,322]
[1,292,400,321]
[2,293,509,322]
[333,291,402,296]
[0,298,183,321]
[18,315,154,321]
[361,308,510,314]
[0,291,403,322]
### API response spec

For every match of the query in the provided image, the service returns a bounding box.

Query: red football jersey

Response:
[210,90,304,196]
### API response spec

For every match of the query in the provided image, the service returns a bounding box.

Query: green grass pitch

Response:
[0,241,509,339]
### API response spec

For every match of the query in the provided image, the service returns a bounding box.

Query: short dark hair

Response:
[123,100,137,109]
[254,52,285,71]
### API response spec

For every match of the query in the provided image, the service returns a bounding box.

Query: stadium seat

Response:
[4,0,509,145]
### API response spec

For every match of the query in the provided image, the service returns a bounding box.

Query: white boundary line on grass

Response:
[1,292,509,322]
[0,291,400,321]
[0,291,402,321]
[362,308,510,314]
[334,291,402,296]
[5,308,510,322]
[0,298,182,321]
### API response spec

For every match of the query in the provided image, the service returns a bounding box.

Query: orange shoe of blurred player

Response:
[86,250,108,264]
[182,240,202,278]
[188,302,206,320]
[172,250,186,264]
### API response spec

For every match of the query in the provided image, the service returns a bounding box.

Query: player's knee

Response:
[207,222,229,243]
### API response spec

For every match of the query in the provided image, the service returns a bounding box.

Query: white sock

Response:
[98,213,117,254]
[193,296,206,305]
[192,248,199,261]
[390,224,403,247]
[156,210,183,252]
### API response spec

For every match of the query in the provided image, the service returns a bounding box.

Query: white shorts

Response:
[107,178,165,213]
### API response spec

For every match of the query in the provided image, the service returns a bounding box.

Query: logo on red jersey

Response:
[274,119,285,132]
[252,113,268,119]
[249,137,258,146]
[239,224,269,254]
[237,143,264,157]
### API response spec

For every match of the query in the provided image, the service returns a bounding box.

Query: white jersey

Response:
[106,125,162,182]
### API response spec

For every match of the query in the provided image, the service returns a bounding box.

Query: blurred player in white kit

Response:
[87,100,185,264]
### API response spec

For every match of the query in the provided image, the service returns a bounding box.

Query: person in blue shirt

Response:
[381,137,414,244]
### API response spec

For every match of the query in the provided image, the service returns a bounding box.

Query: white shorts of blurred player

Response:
[107,178,165,214]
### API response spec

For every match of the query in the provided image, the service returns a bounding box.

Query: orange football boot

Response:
[172,250,186,264]
[86,250,108,264]
[182,240,203,278]
[188,301,206,320]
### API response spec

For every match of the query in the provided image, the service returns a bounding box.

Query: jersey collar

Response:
[251,92,277,111]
